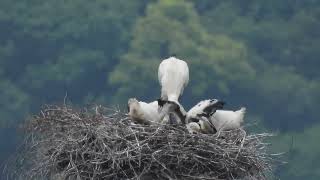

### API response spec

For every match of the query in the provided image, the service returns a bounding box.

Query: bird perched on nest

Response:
[186,99,225,134]
[209,107,246,131]
[158,55,189,103]
[158,55,189,124]
[127,98,182,125]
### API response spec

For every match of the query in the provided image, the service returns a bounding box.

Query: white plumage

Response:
[186,99,224,122]
[186,118,216,134]
[128,55,246,133]
[198,118,217,134]
[157,99,187,124]
[185,99,224,134]
[210,107,246,131]
[128,98,182,125]
[158,56,189,103]
[128,98,160,124]
[186,122,201,134]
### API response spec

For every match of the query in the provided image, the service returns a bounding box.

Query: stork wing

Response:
[180,62,189,95]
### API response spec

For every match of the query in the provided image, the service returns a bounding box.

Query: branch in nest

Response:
[3,105,282,180]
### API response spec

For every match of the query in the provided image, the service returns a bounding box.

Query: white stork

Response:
[127,98,182,125]
[186,99,225,122]
[185,99,225,134]
[209,107,246,131]
[186,118,217,134]
[186,122,201,134]
[158,56,189,104]
[158,56,189,123]
[157,99,187,124]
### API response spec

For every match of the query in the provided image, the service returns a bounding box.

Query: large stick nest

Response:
[4,105,277,180]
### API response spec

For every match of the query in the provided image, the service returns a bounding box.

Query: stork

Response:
[157,99,187,124]
[186,117,217,134]
[158,56,189,123]
[127,98,182,125]
[158,56,189,102]
[186,99,225,121]
[209,107,246,131]
[158,56,189,105]
[186,122,201,134]
[185,99,225,134]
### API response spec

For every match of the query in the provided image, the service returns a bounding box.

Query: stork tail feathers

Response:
[237,107,246,123]
[237,107,246,114]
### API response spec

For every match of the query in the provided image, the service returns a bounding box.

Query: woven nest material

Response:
[4,105,277,180]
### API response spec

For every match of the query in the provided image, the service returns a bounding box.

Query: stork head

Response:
[202,99,225,117]
[127,98,140,115]
[128,98,139,107]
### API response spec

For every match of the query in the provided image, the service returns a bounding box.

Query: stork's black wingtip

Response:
[157,98,165,107]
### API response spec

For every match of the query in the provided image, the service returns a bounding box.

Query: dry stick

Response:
[3,105,281,180]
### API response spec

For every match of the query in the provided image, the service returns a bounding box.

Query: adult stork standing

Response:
[158,56,189,103]
[158,56,190,123]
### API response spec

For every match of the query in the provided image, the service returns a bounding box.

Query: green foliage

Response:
[196,0,320,78]
[189,0,320,130]
[0,0,152,114]
[109,0,255,104]
[271,124,320,179]
[0,79,29,127]
[0,0,319,179]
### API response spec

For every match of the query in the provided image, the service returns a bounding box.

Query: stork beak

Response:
[202,100,225,117]
[216,101,225,109]
[208,101,225,116]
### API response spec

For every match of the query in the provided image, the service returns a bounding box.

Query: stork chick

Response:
[210,107,246,131]
[128,98,184,125]
[186,99,225,122]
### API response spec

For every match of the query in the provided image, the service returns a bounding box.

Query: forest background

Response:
[0,0,319,179]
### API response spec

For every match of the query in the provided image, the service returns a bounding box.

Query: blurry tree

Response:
[0,79,29,127]
[109,0,256,108]
[0,0,155,116]
[188,0,320,130]
[193,0,320,78]
[271,124,320,179]
[0,0,319,178]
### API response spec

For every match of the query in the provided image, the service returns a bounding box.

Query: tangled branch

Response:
[4,105,279,179]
